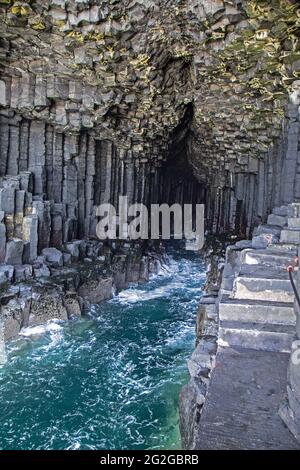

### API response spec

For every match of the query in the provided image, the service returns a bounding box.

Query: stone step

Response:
[255,224,282,238]
[219,298,295,325]
[219,321,295,353]
[267,214,287,227]
[242,249,295,269]
[288,217,300,229]
[280,229,300,244]
[267,242,298,254]
[194,346,300,450]
[233,274,294,303]
[288,203,300,218]
[272,205,288,217]
[238,264,289,278]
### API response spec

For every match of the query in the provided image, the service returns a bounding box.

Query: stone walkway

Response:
[195,346,300,450]
[193,204,300,449]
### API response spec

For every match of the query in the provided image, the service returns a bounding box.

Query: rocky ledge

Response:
[180,203,300,449]
[0,239,167,360]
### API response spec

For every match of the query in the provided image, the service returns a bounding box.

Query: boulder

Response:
[139,256,149,283]
[42,248,64,268]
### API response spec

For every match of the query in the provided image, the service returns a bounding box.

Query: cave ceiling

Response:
[0,0,299,186]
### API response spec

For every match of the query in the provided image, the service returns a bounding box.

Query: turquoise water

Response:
[0,248,205,450]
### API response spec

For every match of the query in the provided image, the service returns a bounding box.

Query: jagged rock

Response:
[139,256,149,283]
[221,246,242,292]
[179,378,207,450]
[0,188,15,214]
[126,258,143,283]
[0,0,299,444]
[281,230,300,244]
[0,0,298,244]
[149,259,160,274]
[267,214,287,227]
[0,80,6,106]
[33,200,51,252]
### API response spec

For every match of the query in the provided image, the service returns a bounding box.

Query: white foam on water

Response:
[20,322,63,337]
[110,255,205,306]
[67,442,81,450]
[115,284,174,304]
[19,321,65,352]
[164,322,194,347]
[0,248,207,450]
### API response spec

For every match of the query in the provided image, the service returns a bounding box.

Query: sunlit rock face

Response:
[0,0,299,241]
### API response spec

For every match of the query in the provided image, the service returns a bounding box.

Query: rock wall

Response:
[0,121,203,271]
[0,1,299,246]
[204,97,300,236]
[0,237,166,364]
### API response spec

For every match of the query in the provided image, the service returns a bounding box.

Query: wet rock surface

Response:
[0,241,166,343]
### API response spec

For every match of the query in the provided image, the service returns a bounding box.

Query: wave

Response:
[114,285,172,304]
[0,247,206,450]
[20,321,64,337]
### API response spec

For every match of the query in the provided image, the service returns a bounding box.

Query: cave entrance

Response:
[92,104,206,244]
[156,104,206,240]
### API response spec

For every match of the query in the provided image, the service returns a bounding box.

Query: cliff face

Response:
[0,0,299,255]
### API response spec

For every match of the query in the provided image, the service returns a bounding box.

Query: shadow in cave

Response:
[159,103,206,208]
[156,104,206,240]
